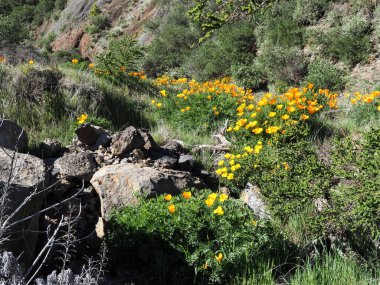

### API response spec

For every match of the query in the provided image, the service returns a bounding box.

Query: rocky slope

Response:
[38,0,162,59]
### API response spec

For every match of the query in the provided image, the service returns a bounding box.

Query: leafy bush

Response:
[329,129,380,240]
[304,59,347,91]
[311,13,372,66]
[143,4,200,77]
[87,5,108,34]
[95,37,144,86]
[257,45,307,84]
[108,190,285,284]
[231,63,267,90]
[0,15,29,43]
[185,21,256,81]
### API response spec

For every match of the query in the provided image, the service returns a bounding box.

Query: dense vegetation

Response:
[1,0,380,284]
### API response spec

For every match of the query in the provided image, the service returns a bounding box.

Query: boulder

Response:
[91,164,206,219]
[240,183,270,219]
[178,155,195,172]
[161,140,185,154]
[0,149,46,265]
[0,119,28,152]
[40,138,62,158]
[111,126,145,156]
[54,152,97,182]
[139,129,158,150]
[75,123,111,150]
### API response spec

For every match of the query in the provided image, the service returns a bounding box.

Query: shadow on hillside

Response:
[107,230,203,285]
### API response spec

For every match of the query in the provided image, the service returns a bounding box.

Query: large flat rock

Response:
[91,163,206,219]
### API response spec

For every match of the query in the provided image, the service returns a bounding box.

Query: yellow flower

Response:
[281,114,290,120]
[218,160,225,166]
[182,191,192,199]
[151,99,156,104]
[215,252,223,263]
[181,109,185,113]
[164,194,172,201]
[268,112,276,118]
[251,220,257,226]
[28,60,34,65]
[251,112,257,118]
[276,104,283,109]
[378,105,380,111]
[168,204,175,213]
[227,173,234,180]
[203,262,209,270]
[157,103,162,108]
[89,63,95,69]
[252,127,263,134]
[77,114,88,124]
[219,194,228,202]
[71,58,79,64]
[205,198,215,207]
[224,153,231,159]
[186,106,191,111]
[266,126,280,134]
[287,106,296,113]
[214,206,224,215]
[160,90,167,97]
[300,114,309,120]
[207,95,212,100]
[282,162,290,170]
[208,193,218,200]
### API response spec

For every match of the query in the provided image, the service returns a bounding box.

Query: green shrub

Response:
[143,4,200,77]
[0,15,29,43]
[231,63,267,90]
[304,59,347,91]
[87,5,108,34]
[311,13,372,67]
[185,21,256,81]
[329,129,380,240]
[292,0,330,25]
[95,37,144,86]
[108,190,285,284]
[257,45,307,84]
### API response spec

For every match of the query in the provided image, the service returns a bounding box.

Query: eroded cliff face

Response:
[37,0,161,59]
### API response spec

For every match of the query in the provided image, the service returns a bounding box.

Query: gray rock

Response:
[139,129,158,150]
[75,123,111,150]
[240,183,270,219]
[0,119,28,152]
[91,164,206,220]
[178,155,195,172]
[0,149,46,266]
[40,138,62,158]
[153,155,178,169]
[161,140,185,154]
[0,251,23,283]
[111,126,145,156]
[54,152,97,182]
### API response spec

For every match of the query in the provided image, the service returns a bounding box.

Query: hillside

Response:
[0,0,380,284]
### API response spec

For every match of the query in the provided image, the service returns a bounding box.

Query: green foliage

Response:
[304,59,347,91]
[38,33,56,54]
[143,4,200,77]
[95,37,144,85]
[0,14,29,43]
[257,45,307,84]
[231,63,267,90]
[187,0,273,39]
[185,21,256,81]
[310,13,372,67]
[108,190,285,284]
[289,251,380,285]
[87,5,108,34]
[329,130,380,240]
